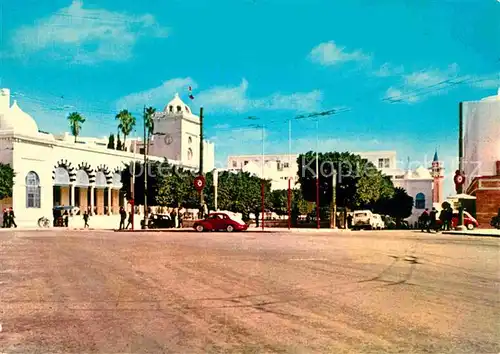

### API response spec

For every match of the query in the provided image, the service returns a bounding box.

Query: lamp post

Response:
[315,118,320,229]
[288,119,292,230]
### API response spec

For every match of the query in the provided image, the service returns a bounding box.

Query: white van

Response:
[352,210,383,230]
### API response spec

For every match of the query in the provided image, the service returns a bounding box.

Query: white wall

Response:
[394,178,433,224]
[463,99,500,190]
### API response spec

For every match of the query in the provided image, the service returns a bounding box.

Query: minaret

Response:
[430,149,444,204]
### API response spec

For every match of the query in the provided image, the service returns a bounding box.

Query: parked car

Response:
[146,214,175,229]
[437,211,479,230]
[193,212,249,232]
[352,210,375,230]
[371,214,385,230]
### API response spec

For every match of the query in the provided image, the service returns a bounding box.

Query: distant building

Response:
[463,89,500,227]
[227,150,438,224]
[0,88,215,228]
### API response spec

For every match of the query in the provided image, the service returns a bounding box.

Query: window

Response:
[284,162,289,168]
[232,161,237,167]
[169,105,173,112]
[185,106,190,113]
[176,106,182,113]
[188,137,192,144]
[244,160,248,165]
[26,171,41,208]
[187,148,193,160]
[415,193,425,209]
[277,161,283,171]
[378,158,390,168]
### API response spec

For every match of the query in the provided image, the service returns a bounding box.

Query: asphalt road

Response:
[0,229,499,353]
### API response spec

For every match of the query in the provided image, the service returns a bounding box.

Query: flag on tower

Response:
[188,86,194,100]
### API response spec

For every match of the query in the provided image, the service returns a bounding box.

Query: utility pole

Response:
[199,107,204,210]
[130,139,137,230]
[143,105,148,229]
[458,101,464,228]
[330,170,337,228]
[316,118,320,229]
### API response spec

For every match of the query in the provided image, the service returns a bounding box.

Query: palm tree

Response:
[115,109,136,151]
[67,112,86,143]
[144,106,156,156]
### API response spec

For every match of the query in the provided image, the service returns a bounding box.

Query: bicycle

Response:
[38,216,50,228]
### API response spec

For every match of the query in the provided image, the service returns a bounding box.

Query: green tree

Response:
[270,189,288,215]
[67,112,85,143]
[107,134,115,149]
[0,163,15,200]
[115,109,136,151]
[375,187,413,227]
[297,151,394,210]
[157,166,199,208]
[116,134,122,150]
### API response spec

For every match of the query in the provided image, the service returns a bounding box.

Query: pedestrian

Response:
[83,211,90,228]
[419,209,429,232]
[126,210,133,229]
[445,206,453,231]
[171,208,178,228]
[9,208,17,228]
[2,209,8,228]
[178,206,185,228]
[63,210,69,227]
[428,207,438,233]
[347,214,353,229]
[119,207,126,230]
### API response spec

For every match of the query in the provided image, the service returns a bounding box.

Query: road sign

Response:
[454,170,465,186]
[194,175,206,192]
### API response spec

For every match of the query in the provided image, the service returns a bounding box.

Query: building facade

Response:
[463,89,500,227]
[227,150,437,223]
[0,88,215,228]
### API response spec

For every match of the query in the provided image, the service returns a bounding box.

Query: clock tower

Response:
[148,93,201,167]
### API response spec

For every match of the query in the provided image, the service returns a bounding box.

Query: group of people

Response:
[2,208,17,228]
[418,206,454,233]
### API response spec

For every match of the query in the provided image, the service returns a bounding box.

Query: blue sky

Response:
[1,0,499,196]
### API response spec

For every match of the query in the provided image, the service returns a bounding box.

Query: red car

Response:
[437,211,479,230]
[193,212,249,232]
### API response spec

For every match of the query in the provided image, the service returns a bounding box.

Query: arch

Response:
[112,173,122,188]
[96,164,112,185]
[25,171,41,208]
[187,148,193,160]
[52,159,75,185]
[75,170,90,187]
[77,162,95,184]
[95,171,107,188]
[188,136,192,144]
[54,167,70,185]
[415,192,425,209]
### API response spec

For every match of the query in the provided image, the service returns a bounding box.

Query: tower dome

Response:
[163,93,192,115]
[0,91,39,136]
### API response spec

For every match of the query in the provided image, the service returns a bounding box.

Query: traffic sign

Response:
[194,175,206,192]
[454,170,465,186]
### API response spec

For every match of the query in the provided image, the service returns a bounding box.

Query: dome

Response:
[412,166,432,179]
[163,93,192,115]
[0,98,39,136]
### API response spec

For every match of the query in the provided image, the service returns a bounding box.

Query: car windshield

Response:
[354,213,367,217]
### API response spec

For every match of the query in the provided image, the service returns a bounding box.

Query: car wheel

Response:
[195,224,204,232]
[226,225,234,232]
[467,223,474,230]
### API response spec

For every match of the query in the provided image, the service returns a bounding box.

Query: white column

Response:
[107,187,112,215]
[90,186,95,216]
[70,184,75,207]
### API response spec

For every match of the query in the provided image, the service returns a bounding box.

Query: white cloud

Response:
[309,41,371,66]
[373,62,404,77]
[383,63,461,104]
[116,78,323,113]
[116,77,196,110]
[9,0,167,63]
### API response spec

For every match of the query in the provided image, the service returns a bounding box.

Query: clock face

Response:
[164,134,173,145]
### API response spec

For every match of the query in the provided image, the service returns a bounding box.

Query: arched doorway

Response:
[74,169,90,214]
[94,170,107,215]
[53,167,71,206]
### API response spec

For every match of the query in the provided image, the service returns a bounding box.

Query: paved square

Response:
[1,230,499,353]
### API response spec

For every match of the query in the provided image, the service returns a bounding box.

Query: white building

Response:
[0,88,215,228]
[463,88,500,191]
[228,150,434,223]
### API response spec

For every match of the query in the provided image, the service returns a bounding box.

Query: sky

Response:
[1,0,499,197]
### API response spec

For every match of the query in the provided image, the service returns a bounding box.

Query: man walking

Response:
[2,209,8,228]
[9,208,17,228]
[119,207,126,230]
[419,209,429,232]
[428,207,438,233]
[83,211,90,228]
